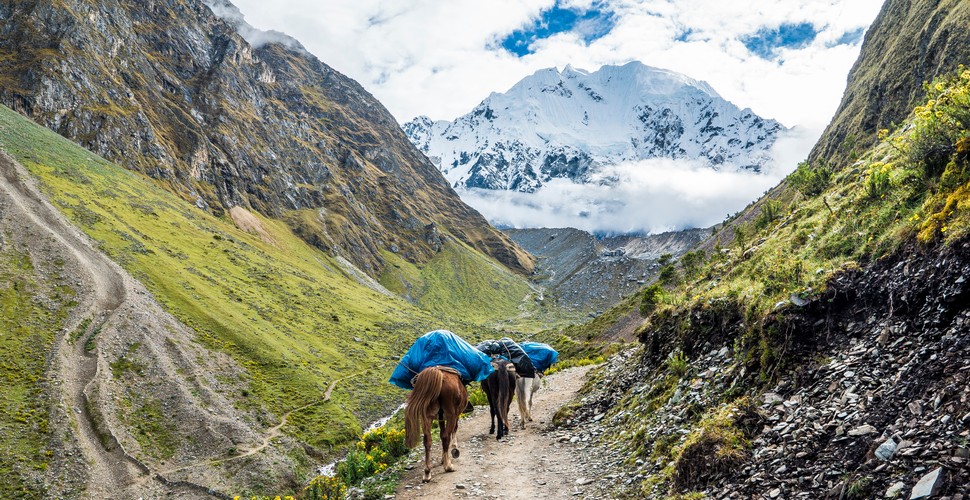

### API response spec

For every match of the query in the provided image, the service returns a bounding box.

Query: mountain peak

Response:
[404,61,784,193]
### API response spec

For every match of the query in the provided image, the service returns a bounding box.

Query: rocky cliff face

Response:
[404,62,784,193]
[809,0,970,167]
[505,227,709,313]
[0,0,533,275]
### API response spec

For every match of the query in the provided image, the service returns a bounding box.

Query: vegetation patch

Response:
[0,245,74,498]
[670,399,760,492]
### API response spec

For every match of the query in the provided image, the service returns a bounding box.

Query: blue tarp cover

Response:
[520,341,559,373]
[389,330,494,390]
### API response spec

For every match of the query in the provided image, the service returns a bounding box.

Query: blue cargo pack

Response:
[389,330,494,390]
[520,341,559,373]
[477,338,536,378]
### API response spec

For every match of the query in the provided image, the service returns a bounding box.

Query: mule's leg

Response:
[422,416,433,482]
[529,377,540,417]
[488,402,497,434]
[516,377,532,428]
[441,406,460,472]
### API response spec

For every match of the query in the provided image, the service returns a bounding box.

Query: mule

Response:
[515,373,542,428]
[404,366,468,482]
[482,358,516,440]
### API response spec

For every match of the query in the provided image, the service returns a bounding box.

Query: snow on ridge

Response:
[404,61,785,194]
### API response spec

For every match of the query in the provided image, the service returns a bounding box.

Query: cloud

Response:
[458,158,790,234]
[227,0,882,128]
[221,0,883,233]
[453,123,817,234]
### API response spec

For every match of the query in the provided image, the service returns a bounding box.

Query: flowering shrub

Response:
[304,476,346,500]
[905,67,970,178]
[335,426,408,487]
[299,424,409,500]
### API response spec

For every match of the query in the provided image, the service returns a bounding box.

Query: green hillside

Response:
[0,103,540,482]
[640,68,969,371]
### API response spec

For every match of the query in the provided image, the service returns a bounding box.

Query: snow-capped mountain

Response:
[403,61,785,193]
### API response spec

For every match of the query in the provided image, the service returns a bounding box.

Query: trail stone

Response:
[885,481,905,497]
[875,438,898,461]
[848,424,877,436]
[909,467,943,499]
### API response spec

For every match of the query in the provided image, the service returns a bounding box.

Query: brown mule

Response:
[404,366,469,482]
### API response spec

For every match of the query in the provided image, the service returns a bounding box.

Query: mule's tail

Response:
[405,367,445,449]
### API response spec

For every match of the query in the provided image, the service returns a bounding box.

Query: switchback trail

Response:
[395,365,599,499]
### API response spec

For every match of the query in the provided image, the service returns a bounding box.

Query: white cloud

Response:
[227,0,882,125]
[459,157,789,234]
[222,0,884,232]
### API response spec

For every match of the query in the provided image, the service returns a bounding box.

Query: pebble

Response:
[848,424,877,436]
[875,438,897,461]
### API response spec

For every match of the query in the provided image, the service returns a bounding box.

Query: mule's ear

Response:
[490,360,500,369]
[507,365,516,373]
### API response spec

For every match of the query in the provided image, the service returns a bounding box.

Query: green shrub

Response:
[865,161,893,199]
[755,200,782,231]
[666,350,689,378]
[905,68,970,178]
[658,264,679,286]
[639,284,668,316]
[788,161,831,197]
[679,250,705,280]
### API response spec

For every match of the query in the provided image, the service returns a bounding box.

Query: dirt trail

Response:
[396,365,597,500]
[0,153,144,497]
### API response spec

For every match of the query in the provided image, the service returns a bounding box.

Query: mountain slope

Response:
[0,103,539,497]
[0,0,533,276]
[404,62,784,193]
[505,227,709,314]
[809,0,970,167]
[553,10,970,498]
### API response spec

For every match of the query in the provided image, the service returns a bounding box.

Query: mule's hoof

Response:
[422,477,431,483]
[445,465,456,473]
[451,448,460,458]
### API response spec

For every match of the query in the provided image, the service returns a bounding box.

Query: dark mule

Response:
[405,366,469,482]
[481,358,516,440]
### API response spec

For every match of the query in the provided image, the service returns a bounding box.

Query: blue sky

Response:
[500,2,617,56]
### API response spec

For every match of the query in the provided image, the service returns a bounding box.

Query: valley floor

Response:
[395,365,610,499]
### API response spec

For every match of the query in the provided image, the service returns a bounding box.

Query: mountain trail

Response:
[1,153,237,499]
[0,153,144,497]
[395,365,599,499]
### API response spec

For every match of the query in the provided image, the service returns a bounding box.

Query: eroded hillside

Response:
[0,103,538,498]
[0,0,533,277]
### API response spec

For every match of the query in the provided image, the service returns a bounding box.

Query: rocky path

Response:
[395,365,601,500]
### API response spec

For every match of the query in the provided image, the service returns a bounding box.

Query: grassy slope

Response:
[0,247,74,498]
[0,104,540,469]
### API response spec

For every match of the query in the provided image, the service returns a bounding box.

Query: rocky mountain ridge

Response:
[404,62,784,193]
[506,227,709,314]
[0,0,533,276]
[809,0,970,168]
[568,239,970,498]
